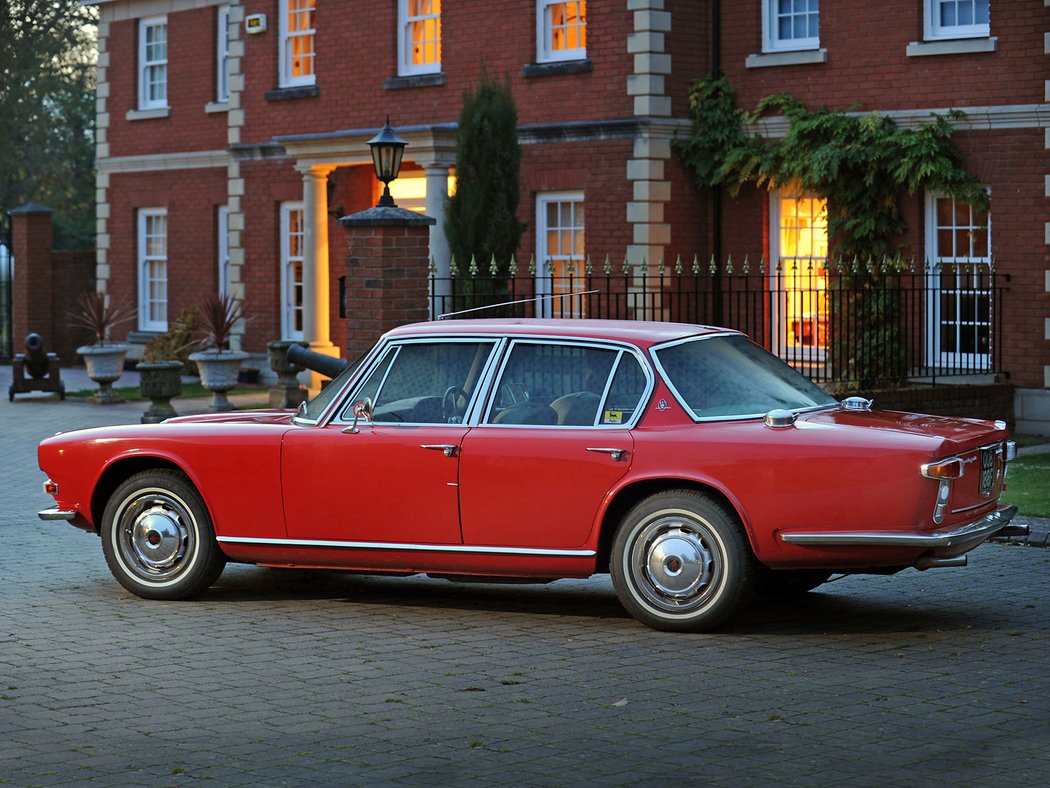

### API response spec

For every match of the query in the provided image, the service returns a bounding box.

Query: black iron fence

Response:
[428,256,1008,390]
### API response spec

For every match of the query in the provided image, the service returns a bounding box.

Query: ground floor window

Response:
[217,205,230,299]
[137,208,168,331]
[770,193,828,360]
[925,193,991,370]
[536,191,585,318]
[280,202,305,340]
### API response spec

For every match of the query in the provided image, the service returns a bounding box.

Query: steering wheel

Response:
[442,386,469,423]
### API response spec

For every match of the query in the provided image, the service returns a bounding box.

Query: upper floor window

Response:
[924,0,990,40]
[280,0,316,87]
[537,1,587,63]
[762,0,819,53]
[398,1,441,75]
[216,6,231,102]
[138,17,168,110]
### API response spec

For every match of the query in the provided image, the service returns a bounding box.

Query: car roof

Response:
[385,318,733,346]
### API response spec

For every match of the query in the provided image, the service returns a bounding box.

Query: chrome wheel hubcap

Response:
[115,491,196,583]
[628,513,724,614]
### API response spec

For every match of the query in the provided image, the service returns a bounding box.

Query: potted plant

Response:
[136,310,197,423]
[71,290,135,404]
[188,293,250,411]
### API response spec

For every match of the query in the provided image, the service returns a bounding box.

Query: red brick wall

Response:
[106,10,229,158]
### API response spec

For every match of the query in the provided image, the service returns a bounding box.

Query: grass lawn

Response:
[69,382,214,401]
[1003,452,1050,519]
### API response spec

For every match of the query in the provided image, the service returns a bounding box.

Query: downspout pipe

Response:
[712,0,724,324]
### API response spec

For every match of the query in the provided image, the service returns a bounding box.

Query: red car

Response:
[38,320,1023,631]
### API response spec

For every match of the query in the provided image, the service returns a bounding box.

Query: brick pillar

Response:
[340,205,436,361]
[9,204,56,352]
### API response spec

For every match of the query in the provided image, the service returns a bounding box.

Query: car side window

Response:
[599,353,648,426]
[486,342,621,426]
[345,341,494,424]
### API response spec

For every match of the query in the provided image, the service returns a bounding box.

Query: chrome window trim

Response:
[217,535,595,558]
[649,333,837,423]
[291,343,382,426]
[477,337,654,430]
[329,336,503,428]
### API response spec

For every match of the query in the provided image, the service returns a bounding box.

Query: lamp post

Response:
[368,116,407,207]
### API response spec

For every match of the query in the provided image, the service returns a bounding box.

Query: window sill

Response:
[126,107,170,121]
[523,59,593,78]
[906,37,997,57]
[205,101,230,114]
[745,49,827,69]
[384,72,446,90]
[265,84,320,102]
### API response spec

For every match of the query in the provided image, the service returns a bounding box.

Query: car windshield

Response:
[653,334,837,420]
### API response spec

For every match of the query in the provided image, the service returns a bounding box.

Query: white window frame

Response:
[769,192,828,363]
[536,1,587,63]
[398,0,442,76]
[217,206,230,299]
[216,6,231,102]
[536,191,586,318]
[924,192,992,370]
[761,0,820,53]
[137,208,168,332]
[923,0,990,41]
[279,0,316,88]
[280,202,305,341]
[138,16,168,110]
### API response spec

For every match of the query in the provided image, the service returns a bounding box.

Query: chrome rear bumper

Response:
[779,505,1022,552]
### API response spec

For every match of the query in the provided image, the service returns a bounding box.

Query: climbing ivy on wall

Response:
[673,76,988,260]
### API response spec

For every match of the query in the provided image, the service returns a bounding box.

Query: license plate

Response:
[979,448,995,495]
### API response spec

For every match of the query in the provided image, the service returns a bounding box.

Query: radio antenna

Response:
[437,290,599,320]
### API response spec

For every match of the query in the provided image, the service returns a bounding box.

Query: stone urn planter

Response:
[267,340,307,409]
[137,360,183,423]
[77,343,131,404]
[189,349,249,411]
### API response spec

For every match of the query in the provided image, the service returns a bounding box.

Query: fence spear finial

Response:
[508,253,518,275]
[489,254,499,276]
[468,254,479,276]
[742,254,750,275]
[708,254,717,276]
[585,255,593,275]
[674,254,683,275]
[449,255,459,277]
[528,254,537,276]
[603,254,612,275]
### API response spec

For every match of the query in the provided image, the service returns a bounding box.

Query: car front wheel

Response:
[100,469,226,600]
[611,490,755,632]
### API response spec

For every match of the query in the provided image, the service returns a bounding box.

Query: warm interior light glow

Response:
[780,196,828,351]
[385,173,457,213]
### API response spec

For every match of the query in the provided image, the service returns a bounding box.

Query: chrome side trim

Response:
[779,505,1019,548]
[216,536,595,557]
[38,507,77,522]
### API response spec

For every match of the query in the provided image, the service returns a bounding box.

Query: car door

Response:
[458,340,652,549]
[281,339,497,544]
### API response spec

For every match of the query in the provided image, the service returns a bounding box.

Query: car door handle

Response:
[421,444,459,457]
[586,447,628,461]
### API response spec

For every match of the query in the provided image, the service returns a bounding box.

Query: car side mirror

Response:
[343,397,374,434]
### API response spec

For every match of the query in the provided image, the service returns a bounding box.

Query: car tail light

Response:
[921,458,965,480]
[43,479,59,496]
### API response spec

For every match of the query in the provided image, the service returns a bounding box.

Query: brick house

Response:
[88,1,1050,431]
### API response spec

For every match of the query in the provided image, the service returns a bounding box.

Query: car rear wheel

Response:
[611,490,755,632]
[100,469,226,600]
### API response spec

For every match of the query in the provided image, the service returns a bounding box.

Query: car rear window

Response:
[653,334,836,420]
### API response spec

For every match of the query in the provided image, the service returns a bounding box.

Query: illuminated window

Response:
[399,0,441,76]
[138,209,168,332]
[925,194,992,368]
[280,0,315,87]
[924,0,989,40]
[537,192,586,318]
[216,6,230,102]
[138,17,167,110]
[386,171,456,214]
[281,202,305,340]
[537,1,587,63]
[771,194,828,357]
[762,0,819,53]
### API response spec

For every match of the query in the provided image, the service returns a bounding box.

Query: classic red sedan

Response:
[38,320,1024,631]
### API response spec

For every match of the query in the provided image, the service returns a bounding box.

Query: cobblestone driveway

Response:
[2,394,1048,786]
